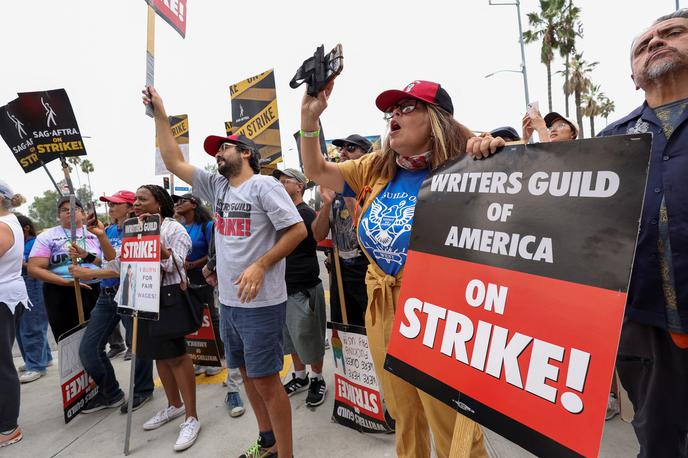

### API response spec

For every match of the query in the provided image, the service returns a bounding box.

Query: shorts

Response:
[221,302,286,378]
[283,283,326,365]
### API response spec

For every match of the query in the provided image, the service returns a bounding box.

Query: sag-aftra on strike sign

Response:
[384,134,651,458]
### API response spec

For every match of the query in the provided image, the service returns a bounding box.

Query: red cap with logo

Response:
[99,190,135,204]
[375,80,454,115]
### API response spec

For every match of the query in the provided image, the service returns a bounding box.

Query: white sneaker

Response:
[605,394,619,421]
[173,417,200,451]
[143,404,185,431]
[20,370,46,384]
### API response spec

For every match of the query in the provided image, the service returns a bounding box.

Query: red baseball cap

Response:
[100,190,135,204]
[203,134,257,157]
[375,80,454,115]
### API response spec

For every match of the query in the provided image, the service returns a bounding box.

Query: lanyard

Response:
[61,225,88,251]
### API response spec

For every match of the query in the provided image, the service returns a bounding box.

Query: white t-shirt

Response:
[0,214,28,314]
[193,169,302,308]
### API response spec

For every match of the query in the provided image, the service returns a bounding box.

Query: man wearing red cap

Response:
[143,87,307,458]
[69,190,154,414]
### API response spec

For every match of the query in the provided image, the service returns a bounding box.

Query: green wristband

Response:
[300,129,320,138]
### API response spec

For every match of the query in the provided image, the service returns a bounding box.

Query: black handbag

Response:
[149,250,203,339]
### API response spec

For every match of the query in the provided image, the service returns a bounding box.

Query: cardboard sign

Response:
[117,215,161,320]
[146,0,187,37]
[58,326,97,423]
[384,135,651,458]
[16,89,87,160]
[229,69,282,166]
[329,322,394,433]
[185,305,222,367]
[155,114,189,175]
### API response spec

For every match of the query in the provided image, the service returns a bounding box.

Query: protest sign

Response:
[384,134,651,458]
[229,69,282,166]
[0,99,41,172]
[117,215,161,321]
[186,305,222,367]
[16,89,87,161]
[155,114,189,175]
[58,326,97,423]
[146,0,187,38]
[329,323,394,433]
[225,121,233,136]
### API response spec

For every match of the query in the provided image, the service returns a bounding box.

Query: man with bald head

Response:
[599,10,688,457]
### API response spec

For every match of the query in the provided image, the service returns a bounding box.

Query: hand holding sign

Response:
[466,135,505,160]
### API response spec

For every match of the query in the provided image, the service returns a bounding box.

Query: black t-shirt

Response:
[285,202,321,294]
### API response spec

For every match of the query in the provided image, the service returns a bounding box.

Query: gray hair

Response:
[630,9,688,66]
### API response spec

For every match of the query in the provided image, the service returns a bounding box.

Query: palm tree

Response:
[80,159,95,195]
[556,0,583,117]
[67,156,82,187]
[599,96,616,127]
[561,52,597,138]
[582,84,604,137]
[523,0,566,113]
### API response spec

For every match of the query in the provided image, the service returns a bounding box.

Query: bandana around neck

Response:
[396,151,432,171]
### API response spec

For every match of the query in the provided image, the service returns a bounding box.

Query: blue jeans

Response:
[16,275,52,372]
[79,289,154,401]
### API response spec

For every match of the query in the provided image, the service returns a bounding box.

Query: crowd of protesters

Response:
[1,8,688,458]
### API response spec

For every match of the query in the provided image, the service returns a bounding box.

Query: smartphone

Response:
[87,201,98,227]
[322,43,344,88]
[527,101,540,119]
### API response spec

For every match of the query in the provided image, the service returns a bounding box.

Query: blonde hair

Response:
[368,103,475,181]
[1,193,25,210]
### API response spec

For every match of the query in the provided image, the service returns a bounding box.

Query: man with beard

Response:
[597,10,688,457]
[312,135,372,326]
[143,87,306,458]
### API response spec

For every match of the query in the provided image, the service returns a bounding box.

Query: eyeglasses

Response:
[383,99,419,121]
[218,142,237,153]
[338,144,359,153]
[174,198,193,205]
[107,202,126,208]
[548,122,570,131]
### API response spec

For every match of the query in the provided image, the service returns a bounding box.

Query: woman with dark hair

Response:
[107,185,200,452]
[173,193,225,377]
[14,214,52,384]
[27,196,102,341]
[300,80,486,457]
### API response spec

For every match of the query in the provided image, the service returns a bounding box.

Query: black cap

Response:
[172,193,198,204]
[331,134,374,153]
[489,126,520,142]
[57,196,84,210]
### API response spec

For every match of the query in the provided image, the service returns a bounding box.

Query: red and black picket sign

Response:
[0,89,87,173]
[384,134,651,458]
[186,305,222,367]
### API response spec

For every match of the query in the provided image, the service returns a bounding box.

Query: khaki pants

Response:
[365,270,487,458]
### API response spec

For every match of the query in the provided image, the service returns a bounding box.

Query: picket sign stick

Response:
[332,244,348,325]
[123,312,139,455]
[448,414,476,458]
[59,155,85,324]
[40,160,63,196]
[145,6,155,118]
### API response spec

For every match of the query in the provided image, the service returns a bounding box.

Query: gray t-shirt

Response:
[193,168,302,308]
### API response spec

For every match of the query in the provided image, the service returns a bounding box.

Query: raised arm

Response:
[312,186,334,242]
[300,82,345,193]
[142,86,195,185]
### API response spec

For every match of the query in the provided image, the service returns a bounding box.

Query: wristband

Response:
[300,129,320,138]
[83,253,97,264]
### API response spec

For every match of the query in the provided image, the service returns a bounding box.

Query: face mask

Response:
[396,151,432,171]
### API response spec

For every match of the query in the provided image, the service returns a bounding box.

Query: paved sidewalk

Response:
[10,348,639,458]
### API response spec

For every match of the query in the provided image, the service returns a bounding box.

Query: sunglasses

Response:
[383,99,419,121]
[338,144,359,153]
[174,198,194,205]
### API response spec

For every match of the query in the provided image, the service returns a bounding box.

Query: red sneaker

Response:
[0,427,22,448]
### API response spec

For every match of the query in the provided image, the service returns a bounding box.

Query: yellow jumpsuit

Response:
[338,154,487,458]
